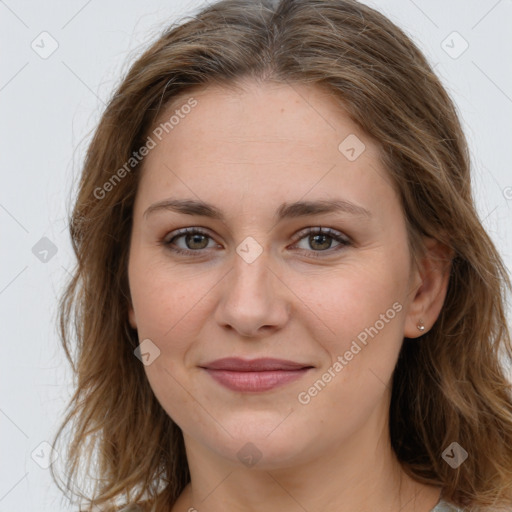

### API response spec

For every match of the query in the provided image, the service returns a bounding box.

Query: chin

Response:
[198,415,319,470]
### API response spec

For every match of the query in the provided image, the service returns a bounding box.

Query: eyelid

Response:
[290,226,351,244]
[163,226,215,243]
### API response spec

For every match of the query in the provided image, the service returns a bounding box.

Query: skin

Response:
[127,79,451,512]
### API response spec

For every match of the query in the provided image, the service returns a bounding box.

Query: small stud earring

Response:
[417,319,426,332]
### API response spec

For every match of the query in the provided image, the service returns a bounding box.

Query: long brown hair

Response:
[51,0,512,510]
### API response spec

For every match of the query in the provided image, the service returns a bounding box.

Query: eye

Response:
[163,228,218,256]
[290,227,351,258]
[162,226,351,258]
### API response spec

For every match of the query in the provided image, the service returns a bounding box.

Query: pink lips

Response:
[200,357,313,392]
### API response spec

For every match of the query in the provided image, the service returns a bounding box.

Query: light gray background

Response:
[1,1,511,510]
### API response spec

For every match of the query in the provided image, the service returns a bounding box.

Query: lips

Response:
[200,358,313,392]
[201,357,311,371]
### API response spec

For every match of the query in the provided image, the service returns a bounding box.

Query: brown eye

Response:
[164,228,217,255]
[291,227,351,258]
[182,232,210,250]
[163,226,351,259]
[308,233,333,251]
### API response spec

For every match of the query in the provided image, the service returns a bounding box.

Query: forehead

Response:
[149,80,374,156]
[135,80,397,221]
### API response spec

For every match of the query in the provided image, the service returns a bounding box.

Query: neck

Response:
[171,419,442,512]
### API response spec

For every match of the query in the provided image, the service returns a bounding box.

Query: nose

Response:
[214,249,291,339]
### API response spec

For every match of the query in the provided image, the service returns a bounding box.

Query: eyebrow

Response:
[143,197,372,221]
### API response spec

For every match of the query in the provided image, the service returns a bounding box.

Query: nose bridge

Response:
[215,242,290,337]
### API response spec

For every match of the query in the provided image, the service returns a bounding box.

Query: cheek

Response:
[130,264,210,351]
[293,266,407,429]
[128,249,236,396]
[129,261,216,426]
[300,260,406,350]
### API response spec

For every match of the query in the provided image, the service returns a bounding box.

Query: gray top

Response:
[117,498,464,511]
[430,498,464,511]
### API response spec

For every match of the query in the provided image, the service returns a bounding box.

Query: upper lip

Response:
[200,357,313,371]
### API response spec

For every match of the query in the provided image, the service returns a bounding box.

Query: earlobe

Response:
[128,305,137,330]
[403,237,453,338]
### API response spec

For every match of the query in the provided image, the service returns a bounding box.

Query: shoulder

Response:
[430,499,465,512]
[78,505,147,512]
[433,499,512,512]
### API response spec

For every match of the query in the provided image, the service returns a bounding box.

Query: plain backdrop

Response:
[1,0,511,510]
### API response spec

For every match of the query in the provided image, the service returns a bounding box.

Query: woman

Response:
[51,0,512,511]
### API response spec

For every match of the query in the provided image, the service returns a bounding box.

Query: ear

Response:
[403,237,453,338]
[128,304,138,330]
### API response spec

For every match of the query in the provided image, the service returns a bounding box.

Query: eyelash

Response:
[162,226,352,259]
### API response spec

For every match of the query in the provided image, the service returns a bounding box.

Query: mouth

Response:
[199,357,314,392]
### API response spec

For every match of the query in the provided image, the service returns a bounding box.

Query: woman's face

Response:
[127,80,423,469]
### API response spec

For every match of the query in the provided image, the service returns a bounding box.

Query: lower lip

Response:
[203,368,311,392]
